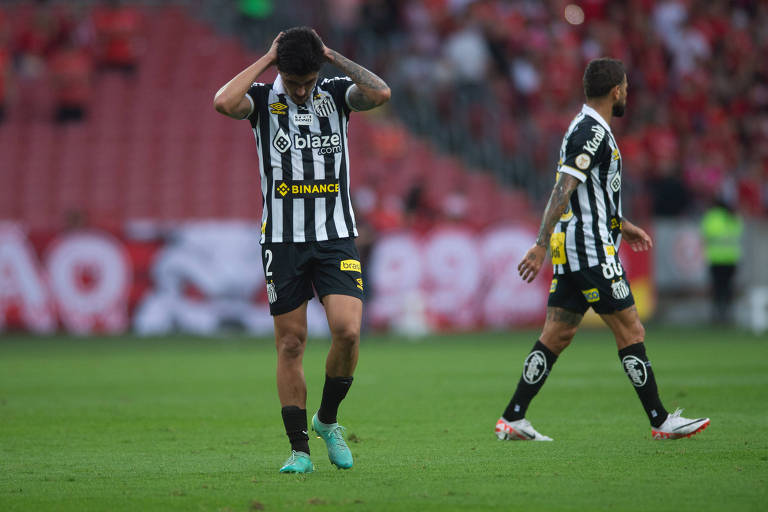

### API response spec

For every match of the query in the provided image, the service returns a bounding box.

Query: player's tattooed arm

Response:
[518,173,579,283]
[535,173,580,248]
[214,32,282,119]
[323,49,391,111]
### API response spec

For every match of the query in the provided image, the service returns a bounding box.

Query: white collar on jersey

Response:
[272,74,318,106]
[273,74,285,94]
[581,104,612,134]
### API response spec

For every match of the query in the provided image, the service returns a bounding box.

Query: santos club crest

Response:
[313,94,336,117]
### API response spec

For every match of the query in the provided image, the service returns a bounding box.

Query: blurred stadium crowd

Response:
[0,0,766,231]
[307,0,768,218]
[0,0,141,123]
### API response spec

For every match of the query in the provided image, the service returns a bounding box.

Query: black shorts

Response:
[547,261,635,315]
[261,237,364,316]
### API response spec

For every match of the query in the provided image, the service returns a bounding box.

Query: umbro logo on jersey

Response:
[269,102,288,115]
[274,179,340,198]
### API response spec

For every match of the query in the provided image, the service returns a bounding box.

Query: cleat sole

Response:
[652,419,710,440]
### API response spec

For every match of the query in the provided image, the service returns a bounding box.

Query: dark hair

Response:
[583,58,626,99]
[276,27,324,76]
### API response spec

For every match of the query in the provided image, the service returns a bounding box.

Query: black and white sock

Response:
[618,342,668,428]
[502,340,558,422]
[281,406,310,454]
[317,375,353,425]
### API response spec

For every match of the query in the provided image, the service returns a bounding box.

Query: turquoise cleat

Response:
[279,450,314,473]
[311,413,353,469]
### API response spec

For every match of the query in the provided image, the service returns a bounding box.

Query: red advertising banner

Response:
[0,222,653,335]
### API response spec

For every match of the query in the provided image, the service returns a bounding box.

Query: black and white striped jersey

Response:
[245,75,358,243]
[551,104,623,275]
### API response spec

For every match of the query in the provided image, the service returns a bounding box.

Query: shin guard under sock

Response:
[502,340,558,421]
[619,342,668,428]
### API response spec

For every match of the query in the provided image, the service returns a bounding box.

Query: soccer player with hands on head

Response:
[497,58,709,443]
[214,27,390,473]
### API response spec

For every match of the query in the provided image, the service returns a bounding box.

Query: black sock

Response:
[317,375,353,424]
[619,342,669,428]
[502,340,558,421]
[281,406,309,454]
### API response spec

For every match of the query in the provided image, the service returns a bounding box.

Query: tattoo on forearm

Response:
[328,50,388,110]
[546,307,583,327]
[536,175,577,247]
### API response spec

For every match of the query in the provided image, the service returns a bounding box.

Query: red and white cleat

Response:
[495,417,553,441]
[652,408,710,440]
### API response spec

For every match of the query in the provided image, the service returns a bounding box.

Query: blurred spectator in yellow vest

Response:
[700,197,744,325]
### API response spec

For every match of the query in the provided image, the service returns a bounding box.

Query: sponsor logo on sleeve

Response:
[610,172,622,192]
[583,124,606,155]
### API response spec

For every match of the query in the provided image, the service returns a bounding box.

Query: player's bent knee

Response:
[541,328,576,354]
[615,322,645,348]
[331,325,360,348]
[276,334,306,359]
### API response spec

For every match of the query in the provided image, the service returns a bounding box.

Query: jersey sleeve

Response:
[244,82,270,121]
[320,76,355,116]
[558,121,606,183]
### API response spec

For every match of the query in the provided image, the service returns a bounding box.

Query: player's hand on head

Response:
[311,29,333,61]
[518,245,546,283]
[267,32,284,64]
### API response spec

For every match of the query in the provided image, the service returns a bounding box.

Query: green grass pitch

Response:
[1,327,767,511]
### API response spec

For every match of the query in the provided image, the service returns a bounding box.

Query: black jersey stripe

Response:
[586,169,605,267]
[317,113,339,240]
[256,94,273,242]
[277,93,294,243]
[600,145,615,254]
[570,192,589,271]
[336,106,354,236]
[296,104,316,241]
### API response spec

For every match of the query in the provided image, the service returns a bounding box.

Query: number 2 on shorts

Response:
[264,249,273,277]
